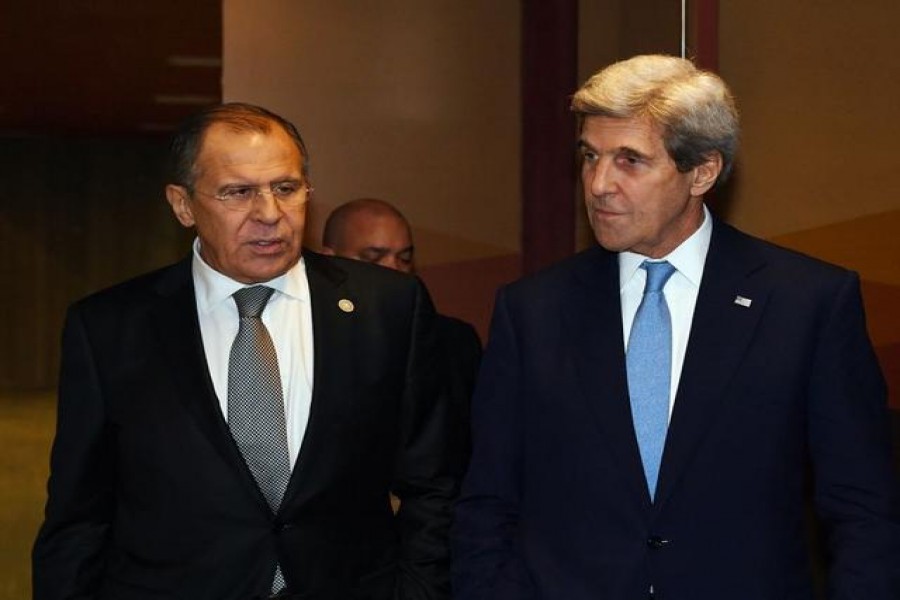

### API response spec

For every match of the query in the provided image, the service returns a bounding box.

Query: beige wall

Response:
[719,2,900,408]
[223,0,521,267]
[720,1,900,239]
[222,1,900,362]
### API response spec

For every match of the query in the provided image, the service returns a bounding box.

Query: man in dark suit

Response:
[452,55,899,599]
[33,103,457,599]
[322,198,482,479]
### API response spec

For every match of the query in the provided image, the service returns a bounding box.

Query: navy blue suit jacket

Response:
[452,219,899,599]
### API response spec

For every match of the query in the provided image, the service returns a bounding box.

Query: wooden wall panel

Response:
[0,137,191,391]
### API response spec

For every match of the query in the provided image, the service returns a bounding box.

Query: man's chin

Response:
[592,233,627,253]
[232,254,301,284]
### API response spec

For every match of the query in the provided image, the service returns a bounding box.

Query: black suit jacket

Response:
[33,250,457,600]
[435,315,482,478]
[452,219,899,599]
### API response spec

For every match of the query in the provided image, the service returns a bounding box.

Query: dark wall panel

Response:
[0,137,192,390]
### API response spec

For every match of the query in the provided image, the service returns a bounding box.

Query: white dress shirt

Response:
[190,239,314,468]
[619,204,712,419]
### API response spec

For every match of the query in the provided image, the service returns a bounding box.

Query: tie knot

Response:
[233,286,275,318]
[641,260,676,294]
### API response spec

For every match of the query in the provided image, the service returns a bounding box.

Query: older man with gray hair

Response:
[452,55,898,599]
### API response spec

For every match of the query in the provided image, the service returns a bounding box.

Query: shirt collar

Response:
[618,204,712,290]
[191,238,309,315]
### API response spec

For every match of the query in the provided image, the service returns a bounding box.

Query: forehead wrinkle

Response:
[195,127,302,182]
[578,137,652,159]
[582,122,668,163]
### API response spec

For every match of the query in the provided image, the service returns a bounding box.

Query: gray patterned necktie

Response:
[228,285,290,592]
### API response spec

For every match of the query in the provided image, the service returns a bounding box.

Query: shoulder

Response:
[501,245,616,303]
[437,314,482,352]
[71,257,191,315]
[304,248,419,291]
[303,249,432,319]
[711,219,857,287]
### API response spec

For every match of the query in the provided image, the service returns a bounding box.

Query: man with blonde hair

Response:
[452,55,898,599]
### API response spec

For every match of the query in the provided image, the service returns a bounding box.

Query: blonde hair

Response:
[572,55,739,185]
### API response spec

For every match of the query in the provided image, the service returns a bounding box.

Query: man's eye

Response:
[580,149,598,162]
[618,153,642,166]
[271,182,300,198]
[221,187,255,201]
[359,249,386,263]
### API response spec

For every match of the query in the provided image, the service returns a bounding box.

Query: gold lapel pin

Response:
[338,298,355,313]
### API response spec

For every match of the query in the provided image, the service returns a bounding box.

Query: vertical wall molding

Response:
[692,0,719,71]
[521,0,579,275]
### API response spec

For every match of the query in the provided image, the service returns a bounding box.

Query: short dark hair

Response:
[168,102,310,189]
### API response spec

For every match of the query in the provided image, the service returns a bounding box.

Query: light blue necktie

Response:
[626,260,676,501]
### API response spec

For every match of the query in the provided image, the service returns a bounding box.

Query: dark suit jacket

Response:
[33,250,457,600]
[452,219,899,599]
[435,315,482,479]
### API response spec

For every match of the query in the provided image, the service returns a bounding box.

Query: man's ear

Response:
[690,152,723,197]
[165,184,196,228]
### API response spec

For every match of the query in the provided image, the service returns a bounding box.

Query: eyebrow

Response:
[577,139,651,159]
[361,245,414,255]
[216,176,300,191]
[619,147,650,159]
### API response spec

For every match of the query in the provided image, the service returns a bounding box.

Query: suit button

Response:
[274,522,294,533]
[647,536,669,549]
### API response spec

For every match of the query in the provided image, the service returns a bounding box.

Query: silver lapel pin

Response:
[734,295,752,308]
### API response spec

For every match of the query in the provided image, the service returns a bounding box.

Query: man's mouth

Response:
[248,239,285,253]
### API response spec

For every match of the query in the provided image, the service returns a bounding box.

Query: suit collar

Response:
[567,246,655,506]
[279,250,353,511]
[568,221,772,508]
[151,251,358,515]
[149,258,261,498]
[654,219,771,508]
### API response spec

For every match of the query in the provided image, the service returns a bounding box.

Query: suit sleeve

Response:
[32,306,114,600]
[391,280,459,600]
[807,272,900,598]
[451,288,537,600]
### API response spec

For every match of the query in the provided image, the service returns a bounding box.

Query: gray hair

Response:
[168,102,310,189]
[571,55,739,186]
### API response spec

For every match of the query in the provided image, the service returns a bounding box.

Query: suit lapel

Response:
[654,220,771,508]
[280,251,353,507]
[566,248,653,506]
[150,258,264,504]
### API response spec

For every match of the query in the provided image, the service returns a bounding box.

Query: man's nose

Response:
[249,189,282,221]
[587,158,616,197]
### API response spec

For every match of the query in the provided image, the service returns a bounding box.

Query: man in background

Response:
[323,198,482,476]
[452,55,899,599]
[33,103,456,600]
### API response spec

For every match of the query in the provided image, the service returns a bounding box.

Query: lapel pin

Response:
[734,295,752,308]
[338,298,355,313]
